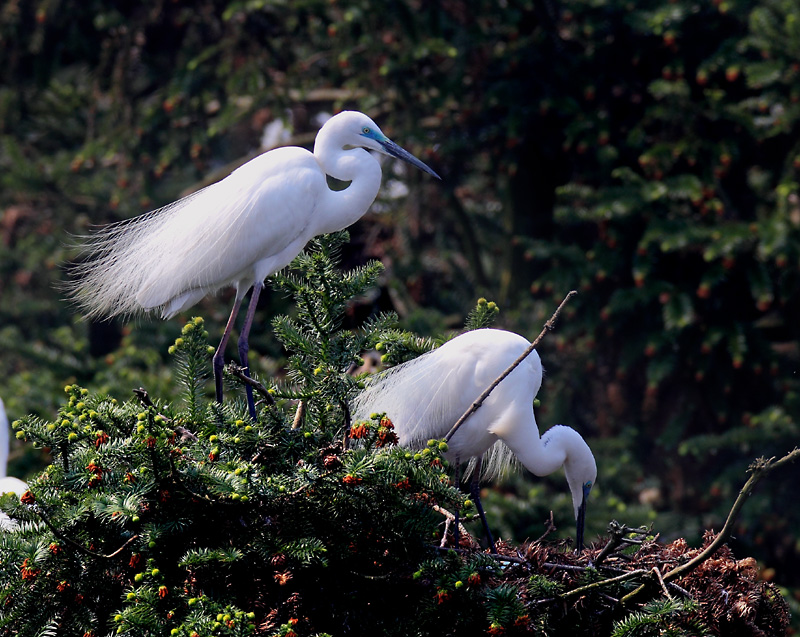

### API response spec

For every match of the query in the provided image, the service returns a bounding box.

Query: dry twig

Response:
[445,291,577,443]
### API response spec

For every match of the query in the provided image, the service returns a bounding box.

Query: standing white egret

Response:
[68,111,441,418]
[352,328,597,550]
[0,399,27,531]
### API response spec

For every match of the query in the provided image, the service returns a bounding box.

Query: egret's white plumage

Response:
[352,328,596,548]
[67,111,440,418]
[0,399,27,531]
[69,111,439,320]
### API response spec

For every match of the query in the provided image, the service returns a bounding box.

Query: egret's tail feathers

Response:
[63,187,221,320]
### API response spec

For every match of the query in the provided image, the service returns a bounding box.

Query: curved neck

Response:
[312,136,382,235]
[496,414,567,477]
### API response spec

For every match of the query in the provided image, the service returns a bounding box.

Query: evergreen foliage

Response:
[0,238,790,636]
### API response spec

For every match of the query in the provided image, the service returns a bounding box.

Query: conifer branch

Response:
[225,363,277,406]
[445,291,577,443]
[33,503,139,560]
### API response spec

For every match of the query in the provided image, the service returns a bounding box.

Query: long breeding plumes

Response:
[352,337,524,481]
[352,328,597,548]
[65,111,440,419]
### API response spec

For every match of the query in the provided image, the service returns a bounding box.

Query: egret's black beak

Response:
[378,138,441,180]
[576,495,587,552]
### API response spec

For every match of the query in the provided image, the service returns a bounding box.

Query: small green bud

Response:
[463,499,473,509]
[61,419,70,427]
[131,515,140,523]
[246,612,255,620]
[303,431,311,438]
[380,354,389,363]
[207,345,216,355]
[67,432,78,442]
[137,424,145,434]
[174,337,184,347]
[405,452,412,459]
[64,385,73,393]
[47,423,56,431]
[234,437,241,444]
[313,367,323,376]
[488,301,498,312]
[244,425,253,432]
[168,346,176,355]
[127,592,135,600]
[533,398,541,408]
[438,442,449,452]
[80,388,88,396]
[89,410,98,419]
[134,573,144,582]
[193,316,204,326]
[455,580,464,589]
[235,419,245,427]
[114,613,123,622]
[478,297,487,305]
[188,597,198,606]
[181,323,195,334]
[217,614,224,622]
[11,420,20,429]
[413,453,422,461]
[151,568,160,576]
[412,570,423,580]
[137,412,146,421]
[209,435,218,443]
[375,341,384,351]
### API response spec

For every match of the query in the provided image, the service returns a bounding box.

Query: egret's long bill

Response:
[576,481,592,551]
[378,138,441,180]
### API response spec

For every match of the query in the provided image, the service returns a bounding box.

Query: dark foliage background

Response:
[1,0,799,627]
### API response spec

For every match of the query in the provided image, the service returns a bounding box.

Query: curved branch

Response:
[445,291,577,443]
[620,447,800,605]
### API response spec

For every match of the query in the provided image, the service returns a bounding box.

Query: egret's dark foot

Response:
[470,480,496,553]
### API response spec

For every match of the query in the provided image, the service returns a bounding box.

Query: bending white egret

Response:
[0,399,27,531]
[68,111,440,418]
[352,328,597,550]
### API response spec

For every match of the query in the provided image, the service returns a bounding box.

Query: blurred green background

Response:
[1,0,799,621]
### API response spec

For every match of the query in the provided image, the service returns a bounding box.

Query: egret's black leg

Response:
[238,282,263,420]
[214,297,244,404]
[453,456,461,550]
[470,458,496,553]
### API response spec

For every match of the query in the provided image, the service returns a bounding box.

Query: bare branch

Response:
[445,291,577,443]
[620,447,800,605]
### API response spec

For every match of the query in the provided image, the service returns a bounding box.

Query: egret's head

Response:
[327,111,441,179]
[563,436,597,551]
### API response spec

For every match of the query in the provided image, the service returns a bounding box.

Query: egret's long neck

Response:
[498,415,569,478]
[312,136,383,235]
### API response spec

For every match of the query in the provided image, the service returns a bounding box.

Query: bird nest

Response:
[465,525,791,636]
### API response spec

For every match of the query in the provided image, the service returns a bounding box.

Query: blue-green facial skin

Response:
[583,481,593,500]
[360,127,385,143]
